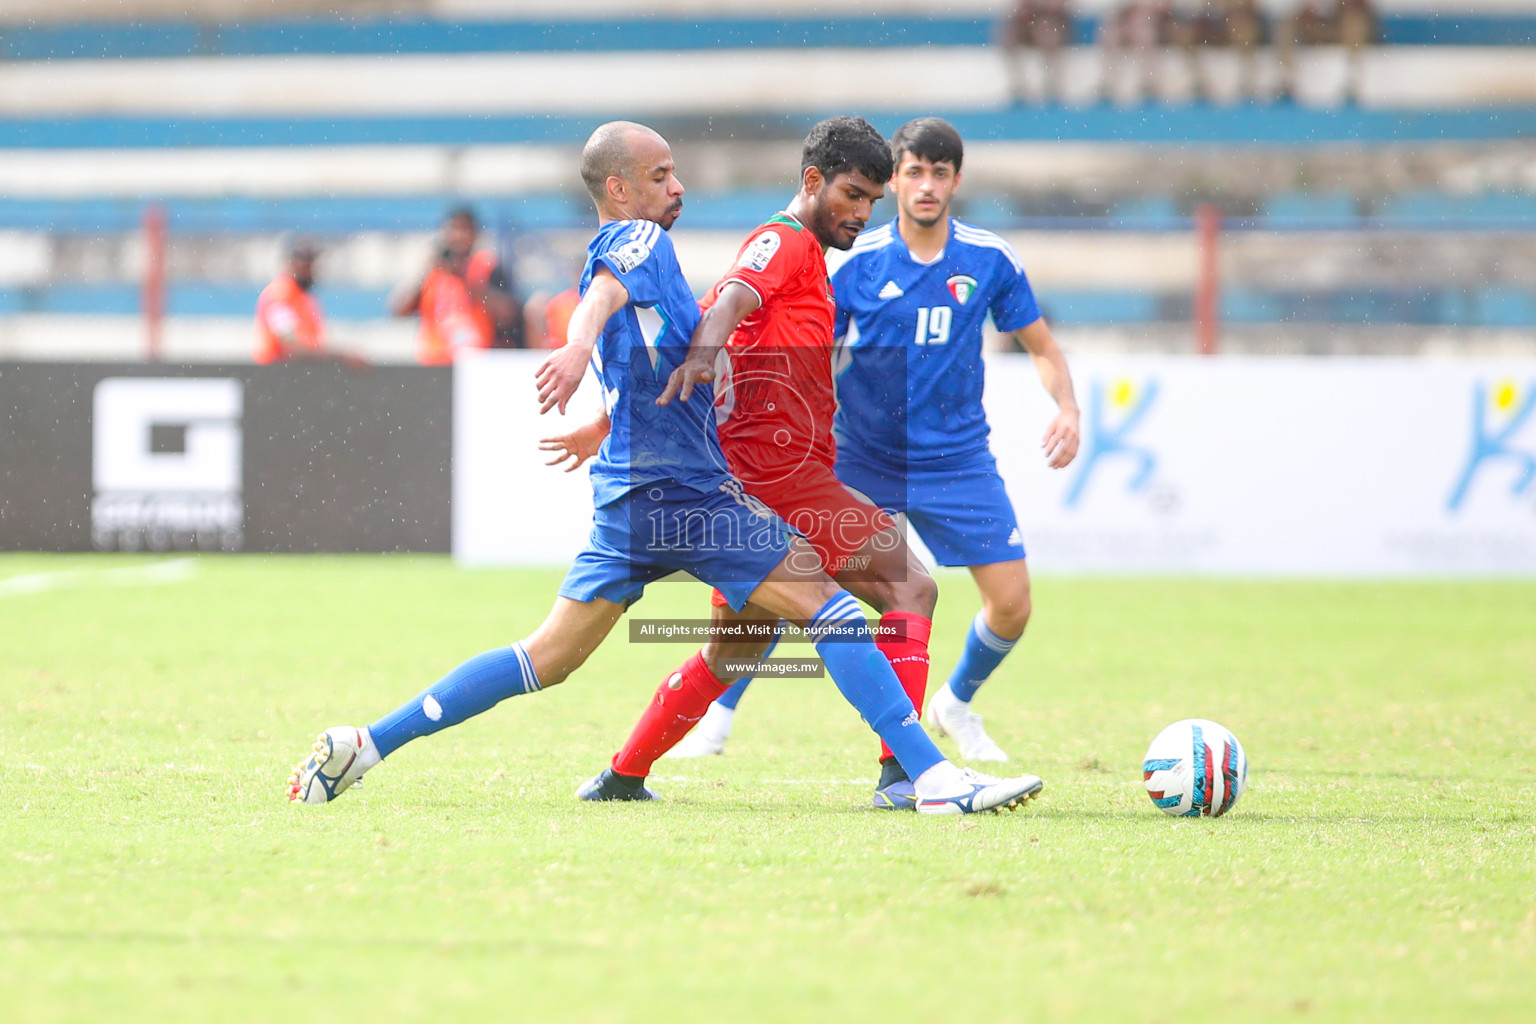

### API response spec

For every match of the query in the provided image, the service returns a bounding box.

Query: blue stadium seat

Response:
[674,190,795,231]
[956,194,1018,227]
[1375,191,1536,227]
[1467,288,1536,327]
[6,108,1536,149]
[1262,192,1361,228]
[0,282,393,319]
[1039,290,1163,325]
[1109,197,1183,230]
[3,15,1533,61]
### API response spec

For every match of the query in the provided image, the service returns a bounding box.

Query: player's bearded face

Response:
[813,170,886,251]
[627,138,687,230]
[893,154,958,229]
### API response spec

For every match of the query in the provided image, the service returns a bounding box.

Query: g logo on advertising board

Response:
[1446,378,1536,514]
[1065,376,1171,510]
[92,378,244,551]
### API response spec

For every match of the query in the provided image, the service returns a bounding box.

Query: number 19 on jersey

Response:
[914,305,952,346]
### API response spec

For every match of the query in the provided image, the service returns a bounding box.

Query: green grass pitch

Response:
[2,554,1533,1023]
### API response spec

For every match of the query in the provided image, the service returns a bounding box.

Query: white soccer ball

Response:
[1142,719,1248,817]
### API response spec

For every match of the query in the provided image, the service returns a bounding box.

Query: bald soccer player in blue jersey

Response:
[669,118,1080,797]
[286,120,1043,817]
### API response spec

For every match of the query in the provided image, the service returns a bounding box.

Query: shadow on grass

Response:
[1028,806,1533,826]
[561,794,1532,826]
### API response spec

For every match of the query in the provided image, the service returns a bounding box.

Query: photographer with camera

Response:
[389,206,521,364]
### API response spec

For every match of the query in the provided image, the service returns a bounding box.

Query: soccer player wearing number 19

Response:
[674,118,1081,766]
[286,120,1043,816]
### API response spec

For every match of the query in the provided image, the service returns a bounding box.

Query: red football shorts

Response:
[710,456,895,607]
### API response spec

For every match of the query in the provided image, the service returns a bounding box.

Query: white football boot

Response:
[663,701,733,759]
[288,726,375,804]
[926,685,1009,762]
[915,767,1043,816]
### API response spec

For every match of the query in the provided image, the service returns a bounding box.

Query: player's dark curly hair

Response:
[801,116,894,186]
[891,117,964,172]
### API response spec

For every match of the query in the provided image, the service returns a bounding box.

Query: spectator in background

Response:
[997,0,1074,105]
[389,206,521,365]
[524,285,582,349]
[1098,1,1174,105]
[1176,1,1267,103]
[1336,0,1379,105]
[1278,0,1378,105]
[253,236,365,367]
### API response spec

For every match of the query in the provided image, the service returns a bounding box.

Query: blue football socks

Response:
[369,642,542,759]
[810,592,943,780]
[946,611,1019,703]
[715,679,751,710]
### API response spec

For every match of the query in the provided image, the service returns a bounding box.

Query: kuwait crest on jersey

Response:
[946,274,978,304]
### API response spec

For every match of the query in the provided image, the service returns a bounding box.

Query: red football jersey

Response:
[704,213,838,480]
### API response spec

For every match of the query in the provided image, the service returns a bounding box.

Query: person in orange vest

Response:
[522,284,582,349]
[254,237,365,366]
[542,286,581,349]
[389,207,521,364]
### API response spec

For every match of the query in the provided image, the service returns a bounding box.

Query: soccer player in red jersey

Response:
[565,117,988,811]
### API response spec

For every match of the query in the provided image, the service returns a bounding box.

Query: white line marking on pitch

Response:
[0,558,198,599]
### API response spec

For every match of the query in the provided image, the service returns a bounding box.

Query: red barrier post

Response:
[142,204,166,362]
[1194,203,1220,356]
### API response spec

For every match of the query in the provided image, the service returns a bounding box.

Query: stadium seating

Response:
[1,0,1533,359]
[3,6,1534,60]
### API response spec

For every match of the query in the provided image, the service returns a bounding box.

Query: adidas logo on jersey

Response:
[877,281,904,300]
[1007,527,1023,548]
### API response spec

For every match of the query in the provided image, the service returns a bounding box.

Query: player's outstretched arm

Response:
[1013,317,1081,469]
[656,281,761,406]
[536,267,630,415]
[540,409,611,472]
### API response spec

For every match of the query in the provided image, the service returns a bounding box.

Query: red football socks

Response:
[875,611,933,764]
[611,651,729,778]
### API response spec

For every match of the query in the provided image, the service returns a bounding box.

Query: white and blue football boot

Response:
[926,685,1009,762]
[288,726,374,804]
[915,768,1043,816]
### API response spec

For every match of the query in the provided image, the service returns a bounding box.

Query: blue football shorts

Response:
[835,448,1026,568]
[558,479,794,611]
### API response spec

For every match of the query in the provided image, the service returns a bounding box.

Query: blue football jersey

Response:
[831,218,1042,469]
[580,219,732,506]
